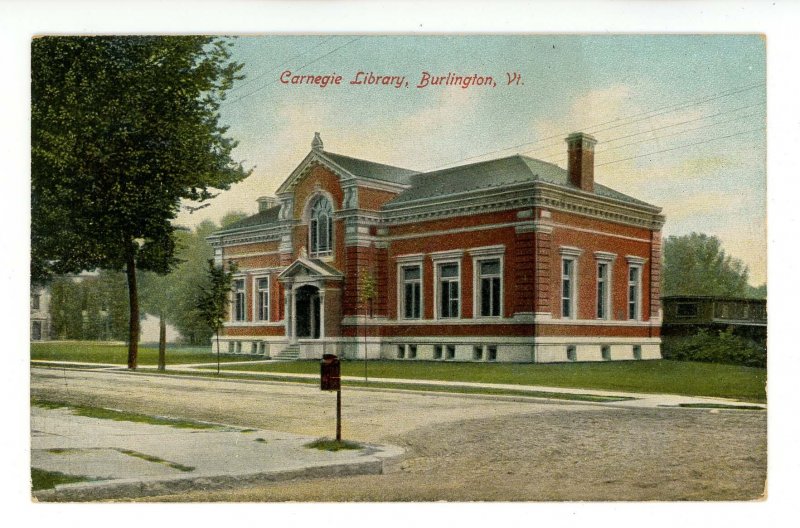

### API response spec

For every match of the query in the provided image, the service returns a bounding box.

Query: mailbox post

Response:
[320,353,341,441]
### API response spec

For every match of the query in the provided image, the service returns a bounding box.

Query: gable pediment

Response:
[278,257,343,281]
[276,150,357,196]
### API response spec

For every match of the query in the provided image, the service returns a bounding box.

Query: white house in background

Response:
[30,286,52,341]
[139,314,182,344]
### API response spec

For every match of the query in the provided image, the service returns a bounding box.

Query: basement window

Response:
[446,345,456,360]
[633,345,642,360]
[434,345,443,360]
[473,345,483,361]
[567,345,577,362]
[487,346,497,361]
[397,345,405,359]
[408,345,417,359]
[601,345,611,361]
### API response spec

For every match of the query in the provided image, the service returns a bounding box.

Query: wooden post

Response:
[336,388,342,441]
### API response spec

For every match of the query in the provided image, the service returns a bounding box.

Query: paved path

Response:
[32,405,402,501]
[30,365,766,501]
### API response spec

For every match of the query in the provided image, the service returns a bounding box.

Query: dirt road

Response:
[30,367,766,501]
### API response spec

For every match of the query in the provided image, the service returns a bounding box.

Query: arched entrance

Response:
[295,285,321,339]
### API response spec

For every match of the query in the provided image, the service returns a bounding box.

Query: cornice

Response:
[381,181,664,230]
[208,225,290,248]
[212,176,664,249]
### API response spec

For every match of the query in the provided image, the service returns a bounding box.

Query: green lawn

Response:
[30,341,263,366]
[211,359,767,402]
[31,468,92,491]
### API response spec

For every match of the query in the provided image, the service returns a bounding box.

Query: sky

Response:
[176,35,767,286]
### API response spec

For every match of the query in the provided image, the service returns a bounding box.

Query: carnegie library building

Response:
[207,132,665,362]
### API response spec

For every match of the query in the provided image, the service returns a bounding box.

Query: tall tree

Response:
[32,36,250,369]
[662,233,752,297]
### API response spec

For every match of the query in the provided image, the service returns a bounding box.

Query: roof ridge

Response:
[418,153,527,177]
[323,150,419,174]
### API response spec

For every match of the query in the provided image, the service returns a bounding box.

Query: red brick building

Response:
[207,132,664,362]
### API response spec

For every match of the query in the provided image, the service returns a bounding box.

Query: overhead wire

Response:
[225,36,363,106]
[594,127,765,167]
[424,82,765,171]
[227,36,338,94]
[537,103,766,163]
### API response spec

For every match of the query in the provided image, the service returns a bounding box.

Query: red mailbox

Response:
[320,353,340,391]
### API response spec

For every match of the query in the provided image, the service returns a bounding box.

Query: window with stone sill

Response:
[438,262,460,319]
[477,258,502,318]
[255,277,269,321]
[232,279,246,322]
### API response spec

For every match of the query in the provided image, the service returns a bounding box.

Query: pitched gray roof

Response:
[384,155,657,209]
[323,151,419,185]
[212,206,281,235]
[212,152,659,239]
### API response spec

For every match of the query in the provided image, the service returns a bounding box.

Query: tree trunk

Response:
[126,252,139,370]
[158,312,166,371]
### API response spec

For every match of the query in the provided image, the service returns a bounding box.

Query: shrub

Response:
[662,329,766,368]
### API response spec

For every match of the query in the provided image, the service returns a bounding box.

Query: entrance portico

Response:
[278,257,343,349]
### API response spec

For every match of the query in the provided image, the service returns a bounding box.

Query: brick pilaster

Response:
[650,230,662,320]
[514,231,536,315]
[534,229,553,314]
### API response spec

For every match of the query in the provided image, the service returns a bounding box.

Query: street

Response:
[31,367,767,501]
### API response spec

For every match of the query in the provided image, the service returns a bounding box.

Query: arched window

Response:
[309,196,333,257]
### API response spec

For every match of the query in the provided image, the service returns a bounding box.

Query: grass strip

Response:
[115,449,195,472]
[305,438,362,452]
[31,468,93,491]
[136,369,631,402]
[30,341,266,366]
[202,358,766,402]
[31,362,114,369]
[31,398,226,430]
[676,403,765,411]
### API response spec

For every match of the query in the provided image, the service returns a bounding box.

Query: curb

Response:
[34,459,385,502]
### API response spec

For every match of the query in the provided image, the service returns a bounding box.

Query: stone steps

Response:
[272,345,300,361]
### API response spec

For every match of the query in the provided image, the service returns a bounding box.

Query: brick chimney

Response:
[257,196,279,212]
[565,132,597,192]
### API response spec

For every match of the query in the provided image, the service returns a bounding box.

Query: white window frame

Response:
[253,275,270,322]
[594,252,616,320]
[626,256,646,321]
[397,259,423,320]
[231,276,246,322]
[308,195,333,258]
[559,247,583,320]
[470,245,505,319]
[431,250,464,320]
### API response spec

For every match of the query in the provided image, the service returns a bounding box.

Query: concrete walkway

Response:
[30,359,766,410]
[31,405,403,501]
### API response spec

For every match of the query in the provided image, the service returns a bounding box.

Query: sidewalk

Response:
[31,405,403,501]
[31,359,766,410]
